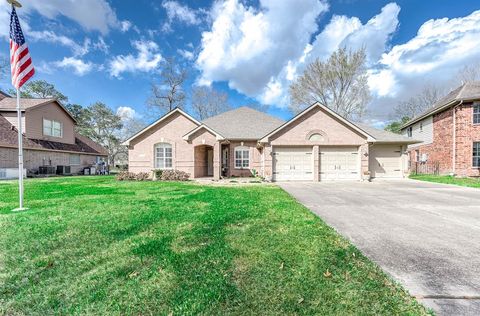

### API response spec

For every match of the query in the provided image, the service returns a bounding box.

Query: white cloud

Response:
[177,49,195,60]
[93,37,109,54]
[120,20,132,32]
[367,9,480,118]
[196,0,329,96]
[54,57,94,76]
[162,1,201,31]
[29,31,91,56]
[117,106,137,120]
[109,40,163,78]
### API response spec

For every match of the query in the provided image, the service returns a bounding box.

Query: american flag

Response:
[10,6,34,89]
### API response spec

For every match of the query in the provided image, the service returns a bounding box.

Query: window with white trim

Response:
[43,119,63,137]
[155,143,173,169]
[69,154,80,165]
[473,142,480,168]
[474,103,480,125]
[407,126,413,137]
[234,146,249,169]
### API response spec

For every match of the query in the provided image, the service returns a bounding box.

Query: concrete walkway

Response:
[279,180,480,315]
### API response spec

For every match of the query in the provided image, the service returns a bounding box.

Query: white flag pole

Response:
[15,87,25,210]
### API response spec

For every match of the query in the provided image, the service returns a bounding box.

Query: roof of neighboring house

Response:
[0,114,107,155]
[402,82,480,129]
[355,123,419,144]
[0,97,77,123]
[0,90,10,100]
[202,106,285,140]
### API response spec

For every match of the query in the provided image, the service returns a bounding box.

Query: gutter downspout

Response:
[452,100,463,175]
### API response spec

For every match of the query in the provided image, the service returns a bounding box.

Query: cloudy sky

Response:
[0,0,479,126]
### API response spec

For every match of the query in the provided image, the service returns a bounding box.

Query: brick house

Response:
[124,103,417,181]
[401,82,480,177]
[0,91,107,179]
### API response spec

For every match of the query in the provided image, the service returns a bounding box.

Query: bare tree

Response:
[289,47,370,120]
[394,84,441,120]
[456,63,480,84]
[191,86,230,120]
[149,57,187,113]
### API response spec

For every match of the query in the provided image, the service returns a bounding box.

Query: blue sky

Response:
[1,0,480,126]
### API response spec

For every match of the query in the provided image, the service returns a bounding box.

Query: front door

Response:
[207,149,213,176]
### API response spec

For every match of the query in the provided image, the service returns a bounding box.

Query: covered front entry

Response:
[272,147,313,181]
[319,147,360,180]
[369,145,403,178]
[193,145,214,178]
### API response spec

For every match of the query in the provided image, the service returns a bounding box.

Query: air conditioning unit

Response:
[56,165,71,175]
[39,166,56,175]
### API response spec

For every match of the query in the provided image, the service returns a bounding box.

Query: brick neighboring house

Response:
[0,91,107,179]
[401,82,480,177]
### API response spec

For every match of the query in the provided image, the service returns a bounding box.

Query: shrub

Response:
[116,171,150,181]
[153,169,163,179]
[157,169,190,181]
[116,171,136,181]
[135,172,150,181]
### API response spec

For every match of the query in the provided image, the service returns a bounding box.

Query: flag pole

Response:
[8,0,27,211]
[15,87,26,210]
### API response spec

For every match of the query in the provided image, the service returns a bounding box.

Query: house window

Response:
[415,149,420,163]
[308,133,324,141]
[43,119,63,137]
[234,146,249,169]
[474,103,480,125]
[407,126,413,137]
[155,143,173,169]
[419,122,423,132]
[69,154,80,166]
[474,142,480,168]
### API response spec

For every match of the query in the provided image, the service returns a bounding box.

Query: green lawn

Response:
[0,176,428,315]
[410,174,480,188]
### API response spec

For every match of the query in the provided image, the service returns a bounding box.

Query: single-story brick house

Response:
[401,82,480,177]
[124,103,418,181]
[0,92,107,179]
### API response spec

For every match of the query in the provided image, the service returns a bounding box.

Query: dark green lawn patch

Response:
[0,176,429,315]
[410,174,480,188]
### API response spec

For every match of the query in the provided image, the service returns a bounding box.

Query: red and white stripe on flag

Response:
[10,7,34,89]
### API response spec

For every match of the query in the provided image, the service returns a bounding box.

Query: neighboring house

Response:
[0,92,107,179]
[401,82,480,177]
[124,103,417,181]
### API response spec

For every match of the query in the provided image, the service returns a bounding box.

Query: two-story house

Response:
[401,82,480,177]
[0,91,107,179]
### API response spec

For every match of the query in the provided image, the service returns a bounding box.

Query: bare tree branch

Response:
[191,86,230,120]
[289,47,370,120]
[394,84,441,120]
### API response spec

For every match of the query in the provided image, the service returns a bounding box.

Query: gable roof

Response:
[122,108,200,145]
[0,97,77,123]
[0,114,107,155]
[201,106,284,140]
[402,82,480,129]
[182,124,225,141]
[0,90,9,100]
[260,102,374,142]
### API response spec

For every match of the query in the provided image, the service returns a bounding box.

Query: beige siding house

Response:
[0,92,107,179]
[124,103,418,181]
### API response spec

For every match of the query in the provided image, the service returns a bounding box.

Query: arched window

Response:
[234,146,249,169]
[308,133,324,141]
[155,143,173,169]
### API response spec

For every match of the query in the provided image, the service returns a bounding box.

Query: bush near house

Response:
[154,169,190,181]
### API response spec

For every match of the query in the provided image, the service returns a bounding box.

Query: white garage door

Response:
[319,147,360,180]
[273,147,313,181]
[369,145,403,178]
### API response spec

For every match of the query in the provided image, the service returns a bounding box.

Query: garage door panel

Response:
[319,147,359,181]
[273,147,313,181]
[370,145,402,178]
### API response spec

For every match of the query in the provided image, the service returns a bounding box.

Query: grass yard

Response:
[0,176,428,315]
[410,174,480,188]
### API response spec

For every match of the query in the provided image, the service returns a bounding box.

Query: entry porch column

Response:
[213,141,222,180]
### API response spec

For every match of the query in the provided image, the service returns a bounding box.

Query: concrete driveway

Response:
[279,180,480,315]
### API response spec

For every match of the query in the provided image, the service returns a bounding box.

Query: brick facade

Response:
[407,102,480,177]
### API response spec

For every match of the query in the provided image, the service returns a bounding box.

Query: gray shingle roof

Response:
[202,106,285,139]
[355,123,419,143]
[0,97,55,110]
[403,82,480,128]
